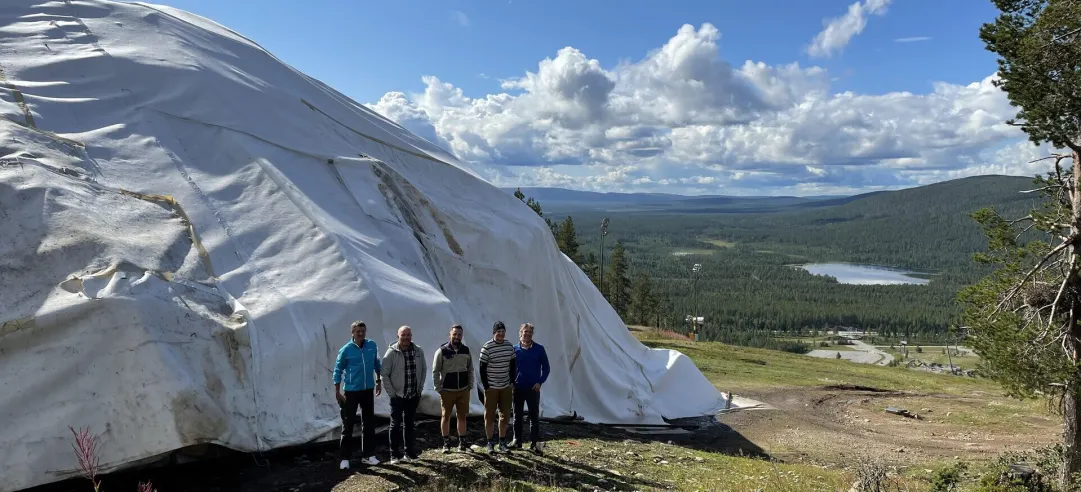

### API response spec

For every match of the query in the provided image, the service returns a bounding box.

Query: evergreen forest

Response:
[512,174,1040,351]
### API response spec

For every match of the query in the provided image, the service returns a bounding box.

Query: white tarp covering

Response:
[0,1,726,490]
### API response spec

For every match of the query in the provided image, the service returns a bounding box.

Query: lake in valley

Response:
[796,263,930,285]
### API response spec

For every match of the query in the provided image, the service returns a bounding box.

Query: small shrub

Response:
[854,457,888,492]
[820,341,831,347]
[930,461,967,492]
[70,425,157,492]
[888,359,901,367]
[916,345,923,353]
[651,328,692,342]
[777,341,811,354]
[70,426,101,492]
[972,465,1039,492]
[836,352,842,359]
[971,446,1060,492]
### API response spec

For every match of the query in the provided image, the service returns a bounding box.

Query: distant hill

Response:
[506,187,697,204]
[583,174,1037,272]
[503,186,850,214]
[504,175,1034,216]
[552,174,1043,340]
[560,174,1038,271]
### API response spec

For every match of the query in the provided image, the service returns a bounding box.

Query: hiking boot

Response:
[529,443,543,456]
[339,459,350,470]
[486,442,495,454]
[507,438,521,450]
[441,437,451,454]
[458,439,469,452]
[362,456,380,466]
[497,441,509,453]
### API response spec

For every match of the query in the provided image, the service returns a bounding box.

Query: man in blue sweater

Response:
[333,320,383,470]
[511,322,550,455]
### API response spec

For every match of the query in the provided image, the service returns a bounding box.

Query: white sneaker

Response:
[400,455,411,463]
[339,459,350,470]
[362,456,380,466]
[388,457,400,465]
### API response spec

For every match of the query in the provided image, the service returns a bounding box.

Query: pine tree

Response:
[962,1,1081,485]
[556,216,582,265]
[514,187,556,234]
[606,241,631,319]
[526,196,543,216]
[630,272,654,325]
[584,252,599,285]
[655,296,674,329]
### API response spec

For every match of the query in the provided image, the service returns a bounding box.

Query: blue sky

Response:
[155,0,1039,196]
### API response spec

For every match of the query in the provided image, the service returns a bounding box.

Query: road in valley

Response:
[806,337,894,366]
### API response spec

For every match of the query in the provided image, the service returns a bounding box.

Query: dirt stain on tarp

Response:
[171,389,228,446]
[213,325,247,381]
[370,163,463,256]
[0,315,35,336]
[0,65,36,129]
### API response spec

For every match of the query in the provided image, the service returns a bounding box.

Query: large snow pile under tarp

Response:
[0,1,727,490]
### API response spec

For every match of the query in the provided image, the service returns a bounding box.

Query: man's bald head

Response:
[398,325,413,349]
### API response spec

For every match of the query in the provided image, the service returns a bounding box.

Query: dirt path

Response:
[806,339,894,366]
[722,385,1058,469]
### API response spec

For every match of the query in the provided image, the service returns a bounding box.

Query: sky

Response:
[154,0,1052,196]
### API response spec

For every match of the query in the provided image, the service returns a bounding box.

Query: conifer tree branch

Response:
[1017,222,1038,241]
[994,238,1076,317]
[1048,253,1078,333]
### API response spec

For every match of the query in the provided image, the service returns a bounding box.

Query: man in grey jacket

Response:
[381,325,427,463]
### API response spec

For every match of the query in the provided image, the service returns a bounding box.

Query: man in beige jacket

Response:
[432,324,474,452]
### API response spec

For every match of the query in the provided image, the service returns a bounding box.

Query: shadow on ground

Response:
[27,413,767,492]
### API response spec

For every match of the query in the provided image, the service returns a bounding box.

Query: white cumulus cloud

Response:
[807,0,892,58]
[365,22,1042,196]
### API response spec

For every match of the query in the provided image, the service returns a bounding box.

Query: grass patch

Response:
[826,344,857,351]
[637,332,1002,395]
[538,438,852,492]
[877,346,981,371]
[776,336,858,350]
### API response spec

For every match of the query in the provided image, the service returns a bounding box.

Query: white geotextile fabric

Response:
[0,1,726,490]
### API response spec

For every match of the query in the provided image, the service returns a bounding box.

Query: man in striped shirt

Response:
[479,321,516,453]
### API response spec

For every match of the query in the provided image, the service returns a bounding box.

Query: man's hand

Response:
[532,383,541,392]
[375,380,382,397]
[335,392,345,404]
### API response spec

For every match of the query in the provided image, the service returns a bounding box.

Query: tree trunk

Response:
[1064,383,1081,489]
[1065,147,1081,490]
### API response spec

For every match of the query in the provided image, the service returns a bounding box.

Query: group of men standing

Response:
[331,320,550,470]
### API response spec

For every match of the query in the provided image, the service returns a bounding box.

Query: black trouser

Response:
[339,389,375,459]
[389,395,420,457]
[513,388,540,446]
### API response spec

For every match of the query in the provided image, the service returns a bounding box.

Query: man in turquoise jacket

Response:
[333,320,383,470]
